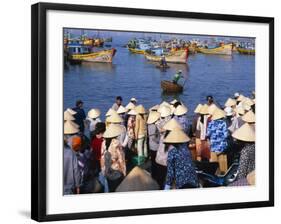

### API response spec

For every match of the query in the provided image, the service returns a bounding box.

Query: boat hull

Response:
[197,44,233,55]
[128,48,146,54]
[161,80,183,93]
[69,48,116,63]
[237,48,255,55]
[145,49,188,64]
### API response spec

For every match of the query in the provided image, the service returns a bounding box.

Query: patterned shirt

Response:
[166,145,199,188]
[206,119,228,153]
[237,143,255,180]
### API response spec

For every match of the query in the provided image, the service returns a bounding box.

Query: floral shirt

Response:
[206,119,228,153]
[166,145,199,188]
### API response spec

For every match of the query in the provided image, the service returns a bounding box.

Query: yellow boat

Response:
[145,49,188,64]
[197,43,233,55]
[128,48,146,54]
[237,47,255,55]
[69,48,116,63]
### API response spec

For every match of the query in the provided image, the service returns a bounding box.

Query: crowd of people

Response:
[63,92,256,195]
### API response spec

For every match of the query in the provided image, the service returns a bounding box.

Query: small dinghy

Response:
[161,80,183,93]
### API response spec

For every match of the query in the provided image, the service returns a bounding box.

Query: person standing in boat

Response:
[72,100,86,133]
[111,96,123,111]
[172,70,183,84]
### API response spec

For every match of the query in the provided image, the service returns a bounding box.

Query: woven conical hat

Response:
[224,98,236,107]
[87,108,101,119]
[242,110,255,123]
[232,123,255,142]
[163,118,183,131]
[149,104,160,112]
[236,94,245,102]
[64,120,79,134]
[66,108,77,115]
[128,109,137,116]
[159,101,170,108]
[106,108,115,117]
[243,97,255,107]
[208,104,219,115]
[212,108,226,120]
[125,102,135,110]
[135,104,146,114]
[147,111,160,124]
[67,120,79,129]
[247,170,255,185]
[235,107,245,115]
[199,104,209,115]
[164,129,190,143]
[157,105,171,117]
[116,167,159,192]
[117,105,128,114]
[64,110,75,121]
[130,97,137,102]
[194,104,202,113]
[170,99,178,105]
[173,105,188,116]
[103,124,123,138]
[107,112,123,123]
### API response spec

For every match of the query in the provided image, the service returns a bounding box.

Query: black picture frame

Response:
[31,2,274,222]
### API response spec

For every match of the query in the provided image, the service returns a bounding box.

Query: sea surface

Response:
[63,36,255,120]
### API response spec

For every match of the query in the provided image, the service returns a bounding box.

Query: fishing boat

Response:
[67,44,116,63]
[237,47,255,55]
[197,43,233,55]
[161,80,183,93]
[145,49,188,64]
[128,48,147,54]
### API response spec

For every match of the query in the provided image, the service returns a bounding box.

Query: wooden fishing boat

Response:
[145,49,188,64]
[128,48,147,54]
[197,43,233,55]
[161,80,183,93]
[237,47,255,55]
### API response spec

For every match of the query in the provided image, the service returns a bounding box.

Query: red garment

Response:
[91,137,103,161]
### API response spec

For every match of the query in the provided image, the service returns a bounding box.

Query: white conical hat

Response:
[157,105,171,117]
[125,102,135,110]
[159,101,170,108]
[107,112,123,123]
[232,123,255,142]
[87,108,101,119]
[147,111,161,124]
[106,108,115,117]
[66,120,79,129]
[135,104,146,114]
[173,105,188,116]
[224,106,233,116]
[164,129,190,143]
[170,99,178,105]
[235,106,245,115]
[194,104,202,113]
[64,120,79,134]
[224,98,236,107]
[163,118,183,131]
[128,109,137,116]
[130,97,138,102]
[103,124,123,138]
[243,97,255,107]
[242,110,255,123]
[236,94,245,102]
[149,104,160,111]
[64,110,75,121]
[117,105,128,114]
[212,108,226,120]
[66,108,77,115]
[208,104,219,115]
[199,104,209,115]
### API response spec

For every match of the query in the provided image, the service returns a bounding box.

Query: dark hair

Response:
[76,100,83,107]
[94,122,106,135]
[116,96,123,101]
[206,95,213,101]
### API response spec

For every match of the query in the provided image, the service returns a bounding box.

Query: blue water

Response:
[64,40,255,120]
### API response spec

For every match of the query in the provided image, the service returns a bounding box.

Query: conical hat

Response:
[242,110,255,123]
[64,120,79,134]
[87,108,101,119]
[235,107,245,115]
[130,97,137,102]
[224,98,236,107]
[147,111,160,124]
[199,104,209,115]
[103,124,123,138]
[157,105,171,117]
[224,106,233,116]
[236,94,245,102]
[149,104,160,111]
[105,108,115,117]
[208,104,219,115]
[135,104,146,114]
[170,99,178,105]
[247,170,255,185]
[232,123,255,142]
[164,129,190,143]
[243,97,255,107]
[67,120,79,129]
[128,109,137,116]
[64,110,75,121]
[66,108,77,115]
[159,101,170,108]
[117,105,128,114]
[194,104,202,113]
[125,102,135,110]
[212,108,226,120]
[107,112,123,123]
[163,118,183,131]
[115,167,159,192]
[173,105,188,116]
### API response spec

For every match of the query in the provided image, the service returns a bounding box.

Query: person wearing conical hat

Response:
[206,108,229,174]
[117,105,128,126]
[72,100,86,133]
[125,102,136,110]
[224,98,236,108]
[134,105,148,165]
[126,109,137,149]
[147,111,161,180]
[86,108,101,139]
[242,110,255,124]
[130,97,138,106]
[173,105,189,134]
[163,129,199,189]
[232,123,255,180]
[100,124,126,192]
[228,106,245,133]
